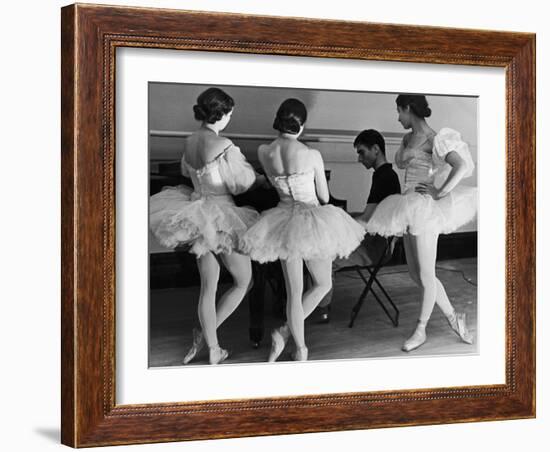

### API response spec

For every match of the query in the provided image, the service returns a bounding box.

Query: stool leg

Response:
[373,276,399,326]
[349,268,376,328]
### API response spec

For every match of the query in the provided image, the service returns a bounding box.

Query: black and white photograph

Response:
[2,0,544,448]
[148,83,478,367]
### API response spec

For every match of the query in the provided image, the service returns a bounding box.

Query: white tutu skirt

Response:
[365,185,477,237]
[240,202,366,263]
[150,185,259,256]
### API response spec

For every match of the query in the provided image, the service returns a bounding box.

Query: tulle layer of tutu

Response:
[240,202,366,263]
[150,185,259,256]
[364,185,477,237]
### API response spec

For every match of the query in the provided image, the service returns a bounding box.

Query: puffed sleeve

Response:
[433,128,475,179]
[218,144,257,195]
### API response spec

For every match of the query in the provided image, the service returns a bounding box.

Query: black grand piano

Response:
[150,161,347,346]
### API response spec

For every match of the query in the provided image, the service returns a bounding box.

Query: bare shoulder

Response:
[215,135,234,149]
[307,148,323,163]
[206,136,234,159]
[259,140,281,155]
[257,142,270,154]
[308,147,321,156]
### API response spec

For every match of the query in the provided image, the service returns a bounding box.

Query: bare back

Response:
[184,129,232,170]
[258,138,316,176]
[258,137,329,204]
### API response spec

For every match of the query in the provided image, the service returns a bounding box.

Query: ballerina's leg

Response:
[196,252,220,349]
[216,252,253,327]
[185,252,251,364]
[268,258,331,362]
[414,231,439,322]
[402,232,438,351]
[403,233,421,287]
[417,232,474,344]
[302,258,333,319]
[404,233,456,316]
[403,232,473,349]
[280,259,306,354]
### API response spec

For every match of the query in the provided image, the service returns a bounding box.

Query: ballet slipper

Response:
[402,325,427,352]
[292,346,308,361]
[182,328,204,364]
[209,346,229,365]
[447,311,474,344]
[268,326,289,362]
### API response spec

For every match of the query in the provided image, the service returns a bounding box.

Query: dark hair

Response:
[354,129,386,155]
[395,94,432,118]
[273,98,307,134]
[193,87,235,124]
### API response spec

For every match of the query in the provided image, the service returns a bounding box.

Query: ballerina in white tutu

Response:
[364,94,477,352]
[150,87,263,364]
[241,99,366,361]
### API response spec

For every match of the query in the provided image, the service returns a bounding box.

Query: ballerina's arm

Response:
[180,142,190,177]
[219,144,257,195]
[311,149,329,205]
[436,151,469,197]
[417,128,475,199]
[415,151,468,199]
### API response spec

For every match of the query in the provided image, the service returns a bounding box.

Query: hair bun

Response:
[193,104,207,121]
[274,116,301,134]
[193,88,235,124]
[273,98,307,134]
[395,94,431,119]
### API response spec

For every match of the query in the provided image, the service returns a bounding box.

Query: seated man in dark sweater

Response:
[317,129,401,322]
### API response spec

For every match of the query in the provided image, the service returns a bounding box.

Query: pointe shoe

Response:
[182,328,204,364]
[268,326,289,362]
[447,312,474,344]
[402,327,427,352]
[292,346,308,361]
[209,346,229,365]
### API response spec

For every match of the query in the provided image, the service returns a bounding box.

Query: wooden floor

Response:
[149,258,478,367]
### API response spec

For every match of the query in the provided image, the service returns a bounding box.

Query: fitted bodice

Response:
[185,160,230,198]
[398,128,476,193]
[269,170,319,206]
[181,144,256,199]
[403,147,436,192]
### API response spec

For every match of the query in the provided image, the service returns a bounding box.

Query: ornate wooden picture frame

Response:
[61,3,535,447]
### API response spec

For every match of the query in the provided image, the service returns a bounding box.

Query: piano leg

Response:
[248,262,266,347]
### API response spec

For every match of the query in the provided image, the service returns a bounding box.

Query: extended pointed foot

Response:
[268,326,289,362]
[447,311,474,344]
[182,328,204,364]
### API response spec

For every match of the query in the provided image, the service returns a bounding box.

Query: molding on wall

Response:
[150,129,406,146]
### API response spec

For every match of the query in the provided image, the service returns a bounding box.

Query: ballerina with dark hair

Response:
[150,87,263,364]
[241,98,366,361]
[364,94,477,352]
